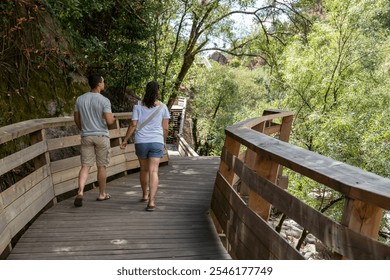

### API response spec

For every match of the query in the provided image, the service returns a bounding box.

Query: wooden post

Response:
[279,115,293,142]
[109,118,121,147]
[218,134,240,185]
[275,115,293,190]
[30,129,47,169]
[30,129,57,205]
[236,150,249,196]
[338,198,384,259]
[246,150,279,220]
[247,113,293,219]
[212,134,240,252]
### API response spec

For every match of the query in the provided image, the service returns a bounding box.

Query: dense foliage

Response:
[1,0,389,241]
[189,1,390,169]
[43,0,157,92]
[0,0,87,125]
[186,0,390,239]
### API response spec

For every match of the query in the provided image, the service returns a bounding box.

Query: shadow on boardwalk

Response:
[7,157,230,260]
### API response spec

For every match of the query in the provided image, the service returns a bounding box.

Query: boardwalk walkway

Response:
[7,156,230,260]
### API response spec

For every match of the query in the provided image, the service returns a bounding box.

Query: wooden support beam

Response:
[218,135,240,185]
[337,198,384,259]
[246,149,278,220]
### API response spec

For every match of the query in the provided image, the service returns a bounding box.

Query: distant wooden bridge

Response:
[1,109,390,259]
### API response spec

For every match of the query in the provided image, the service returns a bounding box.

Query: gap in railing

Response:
[272,168,345,259]
[1,133,36,191]
[227,165,336,259]
[46,126,81,161]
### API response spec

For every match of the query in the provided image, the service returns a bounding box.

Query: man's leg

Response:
[95,136,111,200]
[76,136,94,203]
[97,165,108,200]
[74,165,91,206]
[78,165,91,196]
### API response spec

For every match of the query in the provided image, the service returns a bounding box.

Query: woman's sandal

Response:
[145,204,155,211]
[74,195,83,207]
[96,193,111,201]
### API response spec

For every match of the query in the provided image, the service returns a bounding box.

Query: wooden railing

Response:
[171,97,198,157]
[177,135,198,157]
[210,109,390,259]
[0,113,168,258]
[2,109,390,260]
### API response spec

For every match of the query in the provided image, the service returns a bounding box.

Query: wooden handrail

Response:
[2,110,390,259]
[210,109,390,259]
[0,113,168,258]
[176,134,199,157]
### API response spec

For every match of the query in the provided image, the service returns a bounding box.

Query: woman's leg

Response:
[148,157,161,207]
[138,158,149,200]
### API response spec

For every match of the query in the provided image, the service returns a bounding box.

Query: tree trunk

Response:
[167,52,195,109]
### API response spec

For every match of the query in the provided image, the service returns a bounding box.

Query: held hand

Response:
[120,141,127,150]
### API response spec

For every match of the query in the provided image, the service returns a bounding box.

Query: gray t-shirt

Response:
[132,101,170,144]
[74,92,112,137]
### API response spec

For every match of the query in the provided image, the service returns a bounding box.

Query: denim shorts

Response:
[135,142,164,158]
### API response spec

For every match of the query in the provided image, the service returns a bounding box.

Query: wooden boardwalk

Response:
[7,156,230,260]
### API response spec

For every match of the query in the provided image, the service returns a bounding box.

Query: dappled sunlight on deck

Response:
[6,157,229,260]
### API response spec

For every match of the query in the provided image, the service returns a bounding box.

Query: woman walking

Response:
[120,81,170,211]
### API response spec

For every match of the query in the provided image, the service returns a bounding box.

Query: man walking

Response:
[73,74,116,207]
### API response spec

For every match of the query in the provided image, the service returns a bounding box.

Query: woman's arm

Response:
[120,120,138,149]
[162,118,169,144]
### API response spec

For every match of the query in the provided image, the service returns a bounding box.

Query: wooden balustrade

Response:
[0,113,168,258]
[176,134,199,157]
[2,109,390,260]
[210,109,390,259]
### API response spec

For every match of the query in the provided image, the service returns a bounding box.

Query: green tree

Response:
[151,0,311,107]
[263,0,390,225]
[189,61,269,155]
[42,0,312,110]
[276,0,390,159]
[44,0,157,92]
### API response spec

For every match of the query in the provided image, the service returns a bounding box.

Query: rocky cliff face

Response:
[0,0,87,127]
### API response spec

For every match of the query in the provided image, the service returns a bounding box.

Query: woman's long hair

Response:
[142,81,159,108]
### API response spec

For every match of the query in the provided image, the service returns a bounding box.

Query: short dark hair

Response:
[88,74,102,89]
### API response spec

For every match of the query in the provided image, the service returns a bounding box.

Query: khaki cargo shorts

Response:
[80,136,111,167]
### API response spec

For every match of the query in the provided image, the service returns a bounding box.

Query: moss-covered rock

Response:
[0,0,88,126]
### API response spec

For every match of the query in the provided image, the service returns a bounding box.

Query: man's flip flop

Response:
[96,193,111,201]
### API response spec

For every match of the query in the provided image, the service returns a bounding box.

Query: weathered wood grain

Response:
[7,157,230,260]
[226,126,390,210]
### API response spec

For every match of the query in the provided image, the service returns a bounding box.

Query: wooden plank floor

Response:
[7,156,230,260]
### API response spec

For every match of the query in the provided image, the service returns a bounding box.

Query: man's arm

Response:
[104,112,116,126]
[74,111,82,130]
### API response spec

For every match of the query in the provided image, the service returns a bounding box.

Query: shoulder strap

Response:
[137,104,164,131]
